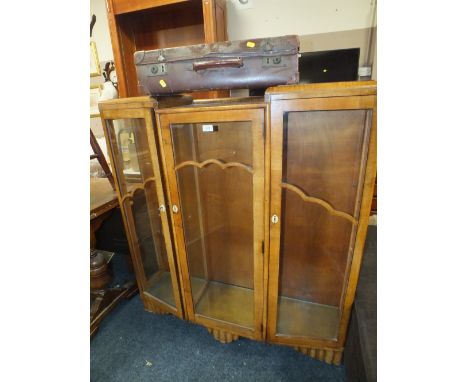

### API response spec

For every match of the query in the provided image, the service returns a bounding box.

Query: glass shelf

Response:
[194,279,254,329]
[277,296,340,340]
[147,271,176,307]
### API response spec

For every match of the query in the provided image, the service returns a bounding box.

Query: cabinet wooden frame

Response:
[156,103,268,341]
[99,99,185,319]
[96,82,377,365]
[265,83,377,356]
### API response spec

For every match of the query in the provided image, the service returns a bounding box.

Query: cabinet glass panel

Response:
[277,110,371,340]
[106,119,149,191]
[130,189,175,307]
[106,118,176,308]
[171,122,255,329]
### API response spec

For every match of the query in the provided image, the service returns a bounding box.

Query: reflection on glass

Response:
[277,110,371,340]
[107,118,155,190]
[171,122,255,328]
[106,117,177,308]
[131,189,176,308]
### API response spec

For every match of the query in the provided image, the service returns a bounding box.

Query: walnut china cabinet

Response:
[98,81,377,364]
[98,95,191,318]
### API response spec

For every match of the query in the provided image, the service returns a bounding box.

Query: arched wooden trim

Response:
[175,159,253,174]
[121,177,156,204]
[281,182,357,225]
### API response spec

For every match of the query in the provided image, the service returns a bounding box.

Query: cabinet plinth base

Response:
[294,346,343,365]
[207,327,239,344]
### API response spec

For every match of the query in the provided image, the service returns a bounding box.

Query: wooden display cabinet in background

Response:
[265,81,377,364]
[98,95,192,318]
[106,0,228,98]
[156,98,268,343]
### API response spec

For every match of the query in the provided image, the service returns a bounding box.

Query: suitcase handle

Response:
[193,58,243,71]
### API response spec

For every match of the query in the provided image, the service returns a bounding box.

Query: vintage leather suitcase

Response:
[134,35,299,95]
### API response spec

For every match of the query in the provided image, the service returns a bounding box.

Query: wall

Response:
[90,0,114,63]
[90,0,115,161]
[226,0,376,70]
[90,0,377,77]
[227,0,376,38]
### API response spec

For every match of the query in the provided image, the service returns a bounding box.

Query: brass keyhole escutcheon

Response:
[271,214,279,224]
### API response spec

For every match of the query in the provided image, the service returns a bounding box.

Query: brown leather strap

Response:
[193,58,243,71]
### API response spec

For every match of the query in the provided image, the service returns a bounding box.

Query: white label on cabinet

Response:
[202,124,219,132]
[202,124,214,132]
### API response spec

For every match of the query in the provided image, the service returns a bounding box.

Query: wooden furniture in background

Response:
[91,129,115,190]
[105,0,228,98]
[90,178,119,248]
[98,95,192,319]
[90,178,137,337]
[265,81,377,364]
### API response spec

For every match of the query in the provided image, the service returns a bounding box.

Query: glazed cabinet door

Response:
[100,107,184,318]
[158,108,265,340]
[267,95,377,351]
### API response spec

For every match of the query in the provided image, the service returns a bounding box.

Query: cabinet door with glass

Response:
[99,97,185,318]
[266,82,377,364]
[157,103,266,342]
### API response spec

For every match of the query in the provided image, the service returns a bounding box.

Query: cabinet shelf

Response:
[106,0,227,97]
[112,0,190,15]
[147,271,176,307]
[193,279,254,330]
[277,296,340,341]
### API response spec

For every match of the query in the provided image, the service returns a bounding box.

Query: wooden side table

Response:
[90,177,119,247]
[90,177,137,337]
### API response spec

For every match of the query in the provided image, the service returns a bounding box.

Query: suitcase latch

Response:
[262,56,286,67]
[148,63,167,76]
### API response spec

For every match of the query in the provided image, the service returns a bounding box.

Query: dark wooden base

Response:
[293,345,343,365]
[90,280,138,337]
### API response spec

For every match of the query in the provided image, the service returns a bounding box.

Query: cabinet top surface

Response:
[155,96,266,114]
[98,81,376,115]
[98,95,193,112]
[265,81,377,101]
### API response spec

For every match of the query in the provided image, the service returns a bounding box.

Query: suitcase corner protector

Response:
[134,50,145,65]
